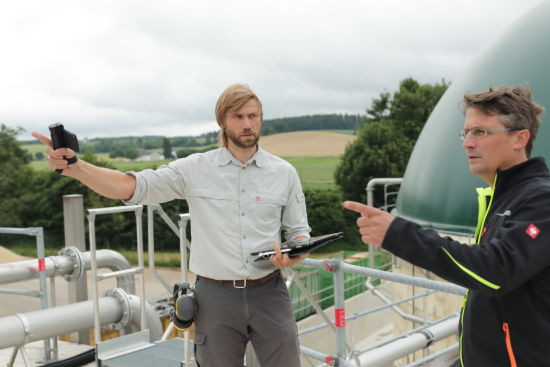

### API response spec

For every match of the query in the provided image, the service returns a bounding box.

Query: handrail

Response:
[365,178,403,269]
[0,226,52,362]
[87,205,147,344]
[296,258,465,366]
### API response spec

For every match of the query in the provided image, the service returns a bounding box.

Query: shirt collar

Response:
[214,146,267,168]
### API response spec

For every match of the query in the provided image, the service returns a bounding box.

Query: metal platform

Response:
[98,331,192,367]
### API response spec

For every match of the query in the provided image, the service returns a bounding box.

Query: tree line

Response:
[24,114,362,161]
[1,77,447,253]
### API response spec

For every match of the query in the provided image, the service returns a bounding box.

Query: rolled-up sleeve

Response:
[123,163,187,205]
[282,166,311,241]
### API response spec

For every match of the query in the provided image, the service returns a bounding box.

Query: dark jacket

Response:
[383,157,550,366]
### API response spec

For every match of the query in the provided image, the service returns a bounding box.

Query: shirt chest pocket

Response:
[186,188,236,218]
[250,195,286,225]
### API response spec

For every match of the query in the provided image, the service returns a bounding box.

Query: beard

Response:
[226,129,260,149]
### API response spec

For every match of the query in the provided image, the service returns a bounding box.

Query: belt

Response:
[198,270,280,288]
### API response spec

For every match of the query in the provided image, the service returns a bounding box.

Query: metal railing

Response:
[0,175,461,367]
[87,205,147,344]
[0,226,55,364]
[295,258,465,366]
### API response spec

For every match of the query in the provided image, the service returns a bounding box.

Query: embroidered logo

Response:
[525,224,541,239]
[255,196,261,202]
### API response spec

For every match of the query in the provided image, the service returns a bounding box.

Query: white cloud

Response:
[0,0,544,139]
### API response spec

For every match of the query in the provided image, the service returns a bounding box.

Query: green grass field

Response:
[286,157,340,189]
[26,156,340,188]
[323,129,356,135]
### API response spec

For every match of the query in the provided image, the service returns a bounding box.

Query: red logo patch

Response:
[525,224,541,239]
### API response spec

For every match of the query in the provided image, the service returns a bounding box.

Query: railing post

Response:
[366,178,403,269]
[34,227,53,362]
[332,259,347,361]
[178,214,191,366]
[63,194,89,344]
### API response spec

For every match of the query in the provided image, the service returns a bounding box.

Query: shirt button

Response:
[241,189,245,193]
[241,212,246,216]
[243,235,247,239]
[242,167,246,170]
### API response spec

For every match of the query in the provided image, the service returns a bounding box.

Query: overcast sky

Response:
[0,0,544,140]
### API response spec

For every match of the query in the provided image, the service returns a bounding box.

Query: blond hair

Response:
[215,84,263,147]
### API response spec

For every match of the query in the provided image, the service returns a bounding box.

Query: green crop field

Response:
[286,157,340,189]
[25,155,341,189]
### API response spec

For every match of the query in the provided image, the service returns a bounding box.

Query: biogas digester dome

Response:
[394,0,550,234]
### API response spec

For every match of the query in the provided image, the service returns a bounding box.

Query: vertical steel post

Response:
[34,227,52,361]
[178,214,191,365]
[135,207,146,330]
[62,194,89,344]
[333,259,347,361]
[87,212,101,344]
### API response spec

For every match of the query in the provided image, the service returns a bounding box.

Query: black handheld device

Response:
[48,123,80,174]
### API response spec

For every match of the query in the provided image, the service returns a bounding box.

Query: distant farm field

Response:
[22,131,355,188]
[260,131,356,158]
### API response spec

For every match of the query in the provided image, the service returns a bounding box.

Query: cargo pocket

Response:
[194,333,209,366]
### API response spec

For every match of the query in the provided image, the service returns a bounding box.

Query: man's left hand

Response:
[270,241,308,268]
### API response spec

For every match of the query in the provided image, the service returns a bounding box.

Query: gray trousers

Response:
[193,273,300,367]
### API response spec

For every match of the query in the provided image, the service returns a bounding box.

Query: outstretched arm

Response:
[32,131,136,200]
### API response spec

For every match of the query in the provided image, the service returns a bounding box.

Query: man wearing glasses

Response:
[344,86,549,366]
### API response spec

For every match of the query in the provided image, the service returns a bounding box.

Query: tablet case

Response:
[250,232,343,262]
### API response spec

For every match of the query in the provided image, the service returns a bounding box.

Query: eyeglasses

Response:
[459,127,519,141]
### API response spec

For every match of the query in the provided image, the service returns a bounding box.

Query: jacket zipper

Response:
[502,322,517,367]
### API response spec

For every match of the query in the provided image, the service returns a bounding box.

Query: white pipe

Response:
[366,279,425,324]
[357,316,459,367]
[0,293,162,349]
[0,249,135,294]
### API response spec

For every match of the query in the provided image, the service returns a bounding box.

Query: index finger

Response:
[32,132,52,147]
[342,201,379,216]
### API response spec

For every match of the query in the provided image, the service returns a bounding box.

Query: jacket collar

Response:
[494,156,549,195]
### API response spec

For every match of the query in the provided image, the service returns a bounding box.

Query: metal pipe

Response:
[356,315,459,367]
[0,249,136,294]
[87,205,142,216]
[403,344,459,367]
[365,279,425,324]
[97,268,141,281]
[0,288,42,297]
[0,293,162,349]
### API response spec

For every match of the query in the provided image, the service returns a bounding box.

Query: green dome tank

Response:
[394,0,550,234]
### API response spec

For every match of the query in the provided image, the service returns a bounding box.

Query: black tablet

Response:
[250,232,343,262]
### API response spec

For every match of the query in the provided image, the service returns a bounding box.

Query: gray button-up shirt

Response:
[125,147,311,280]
